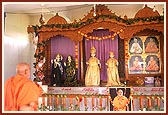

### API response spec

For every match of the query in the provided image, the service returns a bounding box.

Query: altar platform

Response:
[38,86,164,111]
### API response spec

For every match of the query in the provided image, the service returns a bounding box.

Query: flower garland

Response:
[32,15,164,32]
[33,40,47,82]
[75,43,78,68]
[78,29,123,40]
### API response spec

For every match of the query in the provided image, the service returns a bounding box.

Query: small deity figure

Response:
[130,57,143,71]
[64,55,78,87]
[85,46,101,86]
[146,56,159,71]
[106,51,123,86]
[130,38,142,54]
[145,38,159,53]
[154,76,161,87]
[112,89,129,111]
[51,53,64,87]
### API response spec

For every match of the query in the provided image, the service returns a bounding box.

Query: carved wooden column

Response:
[44,39,51,85]
[80,40,84,82]
[159,34,164,86]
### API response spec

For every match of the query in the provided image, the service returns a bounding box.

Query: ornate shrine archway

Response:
[27,4,164,86]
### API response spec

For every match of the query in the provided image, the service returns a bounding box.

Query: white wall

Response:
[3,13,35,82]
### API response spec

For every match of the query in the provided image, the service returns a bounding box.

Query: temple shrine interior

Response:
[3,2,165,112]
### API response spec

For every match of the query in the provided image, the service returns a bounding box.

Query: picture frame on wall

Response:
[144,77,154,87]
[144,36,159,53]
[145,55,160,73]
[129,56,144,74]
[129,37,143,54]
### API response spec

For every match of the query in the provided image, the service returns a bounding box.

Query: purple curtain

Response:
[51,35,80,79]
[51,35,75,61]
[85,29,118,81]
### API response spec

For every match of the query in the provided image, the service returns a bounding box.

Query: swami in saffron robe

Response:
[4,74,43,111]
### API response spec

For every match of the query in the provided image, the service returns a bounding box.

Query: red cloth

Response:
[4,74,43,111]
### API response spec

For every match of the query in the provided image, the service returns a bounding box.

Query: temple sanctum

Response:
[3,2,165,112]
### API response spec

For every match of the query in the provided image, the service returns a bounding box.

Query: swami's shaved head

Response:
[16,63,30,78]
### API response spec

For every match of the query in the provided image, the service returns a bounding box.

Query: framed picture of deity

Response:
[129,56,144,74]
[145,55,160,73]
[144,36,159,53]
[109,87,132,111]
[129,37,143,54]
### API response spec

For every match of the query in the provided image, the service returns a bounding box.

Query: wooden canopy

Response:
[27,4,164,42]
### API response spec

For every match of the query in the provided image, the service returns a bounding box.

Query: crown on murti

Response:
[109,51,114,55]
[56,53,61,58]
[90,46,96,54]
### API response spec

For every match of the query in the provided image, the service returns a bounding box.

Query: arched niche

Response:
[43,35,81,85]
